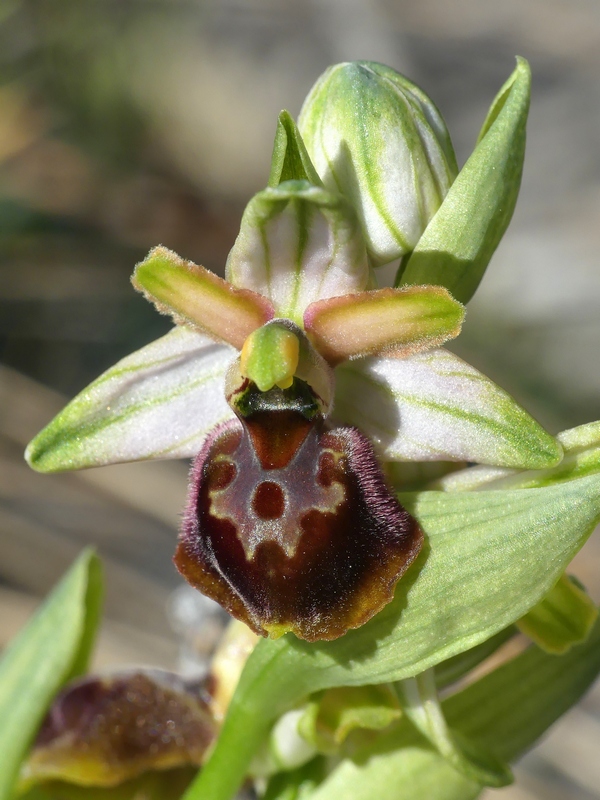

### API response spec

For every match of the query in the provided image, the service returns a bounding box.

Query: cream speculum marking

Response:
[210,405,346,560]
[175,327,424,642]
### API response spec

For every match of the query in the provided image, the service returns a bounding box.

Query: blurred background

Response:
[1,1,600,797]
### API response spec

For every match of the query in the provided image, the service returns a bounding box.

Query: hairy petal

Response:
[26,328,235,472]
[334,348,561,469]
[132,246,274,349]
[304,286,464,364]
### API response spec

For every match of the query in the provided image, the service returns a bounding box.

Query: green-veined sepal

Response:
[334,348,561,469]
[225,181,370,324]
[26,328,235,472]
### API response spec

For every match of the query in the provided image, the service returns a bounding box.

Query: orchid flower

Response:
[8,59,600,800]
[25,62,561,644]
[19,670,215,792]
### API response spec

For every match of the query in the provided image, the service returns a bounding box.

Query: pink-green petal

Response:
[304,286,464,364]
[133,246,274,349]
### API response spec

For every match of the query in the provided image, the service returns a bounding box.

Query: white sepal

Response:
[26,327,235,472]
[226,181,370,324]
[333,348,562,469]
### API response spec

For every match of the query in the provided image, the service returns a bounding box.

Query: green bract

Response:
[184,475,600,800]
[398,58,530,302]
[0,551,102,800]
[298,61,457,266]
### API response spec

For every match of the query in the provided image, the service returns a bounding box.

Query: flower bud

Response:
[298,61,458,266]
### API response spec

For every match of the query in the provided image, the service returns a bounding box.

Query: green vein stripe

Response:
[28,365,229,469]
[336,364,559,464]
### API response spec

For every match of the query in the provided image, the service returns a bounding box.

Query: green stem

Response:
[183,697,272,800]
[183,636,308,800]
[399,669,451,754]
[398,669,512,787]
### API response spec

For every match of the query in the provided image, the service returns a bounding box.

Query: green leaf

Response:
[306,613,600,800]
[183,475,600,800]
[434,626,515,690]
[268,111,323,188]
[448,613,600,762]
[517,573,598,654]
[398,57,530,303]
[0,550,103,800]
[397,670,511,787]
[314,743,474,800]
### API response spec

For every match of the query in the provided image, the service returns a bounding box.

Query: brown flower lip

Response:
[21,670,216,789]
[175,378,423,642]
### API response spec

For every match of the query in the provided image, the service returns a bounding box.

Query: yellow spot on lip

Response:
[263,621,292,639]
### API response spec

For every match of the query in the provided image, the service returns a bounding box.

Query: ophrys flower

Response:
[25,67,561,642]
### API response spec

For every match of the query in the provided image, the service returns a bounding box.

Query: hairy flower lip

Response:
[175,414,424,642]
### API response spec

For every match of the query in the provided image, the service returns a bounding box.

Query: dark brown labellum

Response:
[175,380,423,642]
[22,671,216,788]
